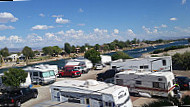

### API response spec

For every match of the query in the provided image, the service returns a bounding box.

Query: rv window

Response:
[33,72,38,76]
[68,98,80,103]
[53,88,60,91]
[42,72,50,78]
[49,71,55,76]
[153,82,159,88]
[136,81,142,85]
[140,65,148,69]
[112,66,117,69]
[162,60,166,66]
[116,79,123,85]
[158,78,163,81]
[40,72,43,77]
[153,82,165,89]
[86,98,89,104]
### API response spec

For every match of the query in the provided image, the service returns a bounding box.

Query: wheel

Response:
[33,92,38,98]
[59,74,62,78]
[72,74,75,78]
[15,100,21,107]
[82,70,85,74]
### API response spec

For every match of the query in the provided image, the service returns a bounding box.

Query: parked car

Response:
[74,66,89,74]
[58,65,81,78]
[96,69,121,81]
[175,76,190,90]
[0,87,38,107]
[94,64,103,70]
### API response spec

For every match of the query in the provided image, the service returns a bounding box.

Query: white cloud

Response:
[170,17,177,21]
[0,24,15,30]
[0,36,6,41]
[27,33,43,42]
[77,23,85,26]
[52,15,64,18]
[79,8,84,13]
[8,35,23,43]
[0,12,18,23]
[182,0,186,4]
[154,24,167,29]
[142,26,158,34]
[39,13,45,17]
[114,29,119,34]
[55,18,70,24]
[175,26,190,33]
[127,29,136,36]
[31,25,54,30]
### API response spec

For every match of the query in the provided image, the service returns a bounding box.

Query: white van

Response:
[50,79,133,107]
[115,70,177,97]
[23,65,56,85]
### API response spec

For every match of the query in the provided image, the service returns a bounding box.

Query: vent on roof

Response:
[84,80,99,86]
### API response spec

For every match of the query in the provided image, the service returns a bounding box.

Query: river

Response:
[0,40,189,73]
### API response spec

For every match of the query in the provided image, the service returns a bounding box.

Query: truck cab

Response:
[58,66,81,77]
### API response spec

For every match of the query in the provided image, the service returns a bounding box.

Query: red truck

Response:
[58,65,81,77]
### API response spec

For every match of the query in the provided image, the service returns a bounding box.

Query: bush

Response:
[151,55,160,57]
[142,99,174,107]
[111,51,132,60]
[172,52,190,70]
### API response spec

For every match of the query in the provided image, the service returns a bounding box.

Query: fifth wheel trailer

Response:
[50,79,133,107]
[114,70,178,98]
[111,56,172,72]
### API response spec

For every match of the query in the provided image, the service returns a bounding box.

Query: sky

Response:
[0,0,190,48]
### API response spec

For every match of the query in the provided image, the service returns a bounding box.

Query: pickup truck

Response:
[58,66,81,77]
[0,87,38,107]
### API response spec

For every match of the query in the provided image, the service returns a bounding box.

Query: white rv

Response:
[115,70,176,97]
[35,64,59,75]
[111,56,172,72]
[66,58,93,70]
[0,72,32,89]
[23,64,57,85]
[50,79,133,107]
[100,55,112,64]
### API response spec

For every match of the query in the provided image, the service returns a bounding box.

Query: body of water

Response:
[0,40,189,73]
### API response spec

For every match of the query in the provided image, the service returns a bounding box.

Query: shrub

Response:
[111,51,132,60]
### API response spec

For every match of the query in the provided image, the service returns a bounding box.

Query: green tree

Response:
[94,44,100,51]
[2,68,28,89]
[80,46,86,53]
[64,43,71,55]
[71,45,76,53]
[84,49,101,64]
[103,45,109,52]
[0,47,9,66]
[42,46,53,56]
[22,46,34,65]
[52,46,62,56]
[111,51,132,60]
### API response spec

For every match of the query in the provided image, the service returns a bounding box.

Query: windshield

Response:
[42,72,50,78]
[50,70,55,76]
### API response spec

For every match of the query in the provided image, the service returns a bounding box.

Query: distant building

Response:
[6,54,18,62]
[75,48,80,53]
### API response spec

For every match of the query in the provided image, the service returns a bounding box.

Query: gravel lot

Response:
[22,66,111,107]
[22,65,190,107]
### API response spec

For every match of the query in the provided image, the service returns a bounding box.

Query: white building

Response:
[7,54,19,62]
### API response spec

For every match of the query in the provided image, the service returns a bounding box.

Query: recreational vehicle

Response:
[23,64,57,85]
[115,70,177,98]
[66,58,93,70]
[50,79,133,107]
[100,55,112,64]
[111,56,172,72]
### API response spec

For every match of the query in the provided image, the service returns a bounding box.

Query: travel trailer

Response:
[115,70,177,97]
[50,79,133,107]
[23,64,57,85]
[111,56,172,72]
[0,72,31,89]
[100,55,112,64]
[66,58,93,70]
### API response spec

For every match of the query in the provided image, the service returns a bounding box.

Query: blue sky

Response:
[0,0,190,48]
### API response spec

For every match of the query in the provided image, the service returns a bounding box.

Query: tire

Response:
[82,70,85,74]
[72,74,75,78]
[15,100,21,107]
[33,92,38,98]
[59,74,62,78]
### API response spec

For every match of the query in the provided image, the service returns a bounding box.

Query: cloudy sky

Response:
[0,0,190,48]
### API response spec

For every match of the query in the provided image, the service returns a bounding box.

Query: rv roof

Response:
[51,79,125,95]
[117,70,173,77]
[23,64,56,72]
